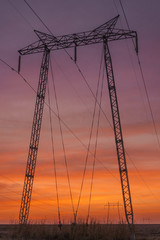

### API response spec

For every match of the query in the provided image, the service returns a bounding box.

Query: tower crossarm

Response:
[18,16,138,56]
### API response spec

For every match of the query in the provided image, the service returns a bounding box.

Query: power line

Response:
[21,2,126,196]
[75,47,104,222]
[47,74,61,225]
[11,0,106,139]
[118,0,160,202]
[0,180,60,209]
[4,2,155,218]
[23,0,113,131]
[21,3,120,217]
[4,0,160,225]
[118,0,160,148]
[0,173,63,207]
[137,58,160,148]
[0,57,117,183]
[0,58,120,220]
[0,58,36,93]
[11,0,108,134]
[126,153,160,202]
[2,21,158,211]
[113,0,120,16]
[1,54,155,221]
[49,57,75,219]
[19,6,123,214]
[86,59,105,224]
[8,0,34,30]
[12,0,160,185]
[111,0,160,204]
[23,0,52,34]
[113,0,150,123]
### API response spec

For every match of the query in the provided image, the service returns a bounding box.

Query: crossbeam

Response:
[18,15,138,55]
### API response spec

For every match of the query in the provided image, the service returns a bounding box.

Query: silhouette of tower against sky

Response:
[18,15,138,240]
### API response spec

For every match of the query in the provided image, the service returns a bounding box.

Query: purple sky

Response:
[0,0,160,223]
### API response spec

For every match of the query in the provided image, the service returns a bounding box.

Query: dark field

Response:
[0,224,160,240]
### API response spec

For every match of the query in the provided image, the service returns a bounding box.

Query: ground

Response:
[0,224,160,240]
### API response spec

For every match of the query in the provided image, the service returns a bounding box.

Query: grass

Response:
[7,222,130,240]
[3,222,160,240]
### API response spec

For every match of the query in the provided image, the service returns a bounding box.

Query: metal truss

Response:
[19,15,137,56]
[103,40,135,239]
[19,48,50,224]
[18,15,137,239]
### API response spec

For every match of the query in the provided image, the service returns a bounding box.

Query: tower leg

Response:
[19,48,50,224]
[103,39,135,240]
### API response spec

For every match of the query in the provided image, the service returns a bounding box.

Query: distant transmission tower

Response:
[104,201,123,223]
[18,15,138,240]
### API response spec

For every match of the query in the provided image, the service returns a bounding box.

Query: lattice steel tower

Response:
[18,15,138,240]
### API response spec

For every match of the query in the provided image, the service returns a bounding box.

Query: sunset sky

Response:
[0,0,160,224]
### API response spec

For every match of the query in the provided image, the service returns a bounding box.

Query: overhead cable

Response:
[74,47,104,221]
[118,0,160,148]
[49,57,75,219]
[86,61,105,224]
[47,76,61,226]
[0,57,117,183]
[23,0,113,131]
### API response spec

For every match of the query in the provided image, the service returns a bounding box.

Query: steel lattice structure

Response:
[19,15,137,239]
[103,40,135,239]
[19,48,50,223]
[19,15,137,55]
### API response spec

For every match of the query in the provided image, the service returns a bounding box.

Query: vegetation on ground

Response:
[7,222,130,240]
[1,222,160,240]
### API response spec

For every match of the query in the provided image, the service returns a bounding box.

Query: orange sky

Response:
[0,118,160,223]
[0,0,160,224]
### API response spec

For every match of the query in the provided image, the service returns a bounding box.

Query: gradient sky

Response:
[0,0,160,224]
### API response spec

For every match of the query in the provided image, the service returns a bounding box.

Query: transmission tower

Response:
[18,15,137,240]
[104,202,123,223]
